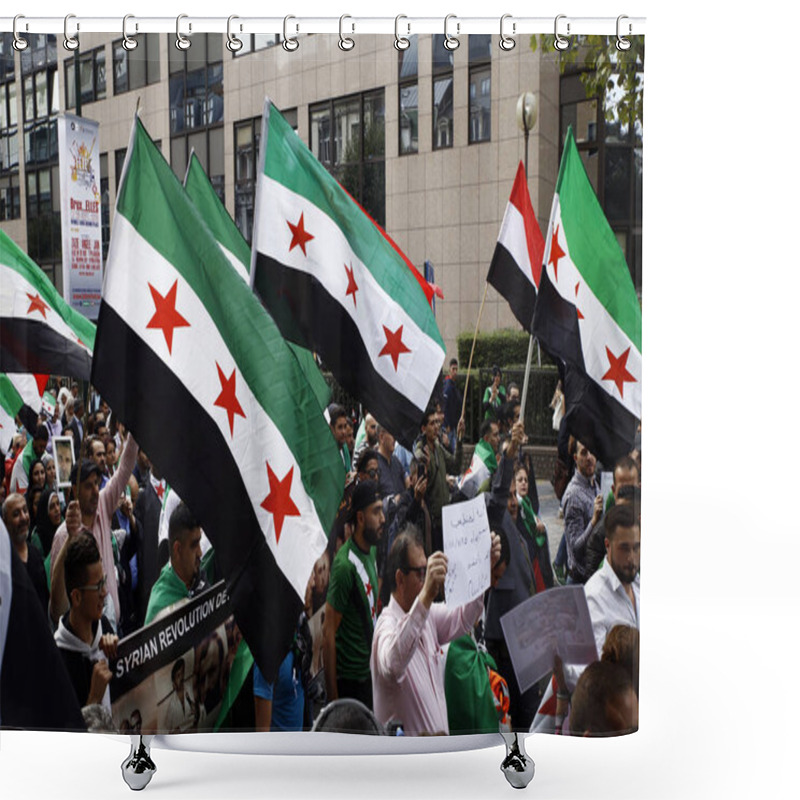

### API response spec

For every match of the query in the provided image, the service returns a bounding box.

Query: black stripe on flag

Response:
[531,268,585,371]
[487,242,538,332]
[91,302,300,683]
[0,318,92,380]
[253,252,428,448]
[562,364,638,468]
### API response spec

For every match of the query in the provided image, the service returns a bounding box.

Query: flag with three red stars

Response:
[91,116,345,683]
[0,229,95,379]
[250,100,446,448]
[532,126,641,465]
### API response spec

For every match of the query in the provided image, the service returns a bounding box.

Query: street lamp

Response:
[516,92,538,179]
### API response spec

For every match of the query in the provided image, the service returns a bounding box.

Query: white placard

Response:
[58,113,103,320]
[442,495,491,607]
[499,585,598,694]
[599,470,614,503]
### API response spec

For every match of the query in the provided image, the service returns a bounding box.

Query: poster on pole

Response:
[57,113,103,320]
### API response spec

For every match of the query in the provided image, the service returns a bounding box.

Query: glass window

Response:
[399,35,418,79]
[433,77,453,150]
[234,118,258,244]
[114,33,160,95]
[432,35,454,73]
[399,83,418,155]
[469,65,491,144]
[310,105,332,165]
[469,34,491,62]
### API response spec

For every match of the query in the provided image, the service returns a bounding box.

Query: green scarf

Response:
[518,494,546,547]
[474,439,498,474]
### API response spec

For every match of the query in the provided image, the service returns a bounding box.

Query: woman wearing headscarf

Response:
[30,485,62,560]
[514,464,553,591]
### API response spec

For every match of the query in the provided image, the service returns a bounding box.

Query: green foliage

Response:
[456,328,555,370]
[531,34,644,129]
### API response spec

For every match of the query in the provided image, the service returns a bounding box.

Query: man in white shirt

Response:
[583,503,640,658]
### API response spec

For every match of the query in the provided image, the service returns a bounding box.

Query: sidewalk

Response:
[536,479,564,561]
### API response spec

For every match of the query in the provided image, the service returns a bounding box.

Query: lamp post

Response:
[515,92,540,409]
[516,92,537,181]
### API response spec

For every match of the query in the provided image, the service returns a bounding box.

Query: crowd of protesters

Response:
[2,364,640,738]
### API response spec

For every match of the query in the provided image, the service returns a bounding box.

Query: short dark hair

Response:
[616,484,641,506]
[614,455,640,480]
[168,502,200,548]
[601,625,640,696]
[449,358,458,368]
[34,424,49,442]
[420,405,437,429]
[605,503,638,542]
[313,698,384,734]
[328,404,348,427]
[356,447,378,475]
[479,418,497,439]
[171,657,185,683]
[387,526,424,594]
[64,534,101,599]
[570,661,636,736]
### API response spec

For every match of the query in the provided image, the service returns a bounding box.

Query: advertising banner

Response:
[57,113,103,320]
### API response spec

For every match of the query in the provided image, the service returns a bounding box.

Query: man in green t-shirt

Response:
[323,480,384,711]
[144,502,206,625]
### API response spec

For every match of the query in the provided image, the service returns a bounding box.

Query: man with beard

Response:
[583,503,640,657]
[2,493,48,615]
[323,480,384,710]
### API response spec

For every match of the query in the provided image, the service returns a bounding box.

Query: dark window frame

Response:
[431,35,454,151]
[398,35,418,156]
[468,34,491,145]
[65,45,107,109]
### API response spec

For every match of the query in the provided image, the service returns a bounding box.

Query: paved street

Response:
[536,479,564,565]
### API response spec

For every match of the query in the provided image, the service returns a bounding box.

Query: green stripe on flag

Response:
[556,128,641,352]
[116,118,343,525]
[0,229,97,349]
[262,103,443,348]
[0,373,24,418]
[184,153,331,412]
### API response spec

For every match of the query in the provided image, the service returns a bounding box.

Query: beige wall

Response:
[2,32,561,359]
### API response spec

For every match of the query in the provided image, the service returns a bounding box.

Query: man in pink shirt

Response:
[49,433,139,633]
[371,526,501,735]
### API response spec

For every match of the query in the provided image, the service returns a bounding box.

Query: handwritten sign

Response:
[499,586,597,694]
[442,495,491,607]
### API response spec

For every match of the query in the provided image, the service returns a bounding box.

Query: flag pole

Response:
[519,334,536,422]
[460,281,490,433]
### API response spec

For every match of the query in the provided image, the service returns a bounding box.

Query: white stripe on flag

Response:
[8,373,43,411]
[544,197,642,418]
[459,454,490,499]
[103,215,327,598]
[217,242,250,282]
[0,267,91,355]
[0,405,16,452]
[254,173,442,412]
[497,202,536,289]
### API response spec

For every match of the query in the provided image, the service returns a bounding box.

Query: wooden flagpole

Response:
[460,281,490,434]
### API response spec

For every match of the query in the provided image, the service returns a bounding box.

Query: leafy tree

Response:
[531,35,644,130]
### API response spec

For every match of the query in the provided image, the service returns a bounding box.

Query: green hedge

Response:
[456,328,555,369]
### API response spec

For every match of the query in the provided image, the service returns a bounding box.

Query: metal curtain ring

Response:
[282,16,299,51]
[443,14,460,51]
[616,15,632,51]
[394,15,410,51]
[226,15,243,52]
[63,14,79,51]
[499,14,516,51]
[339,15,355,51]
[554,14,570,51]
[122,15,138,51]
[12,15,28,51]
[175,14,191,50]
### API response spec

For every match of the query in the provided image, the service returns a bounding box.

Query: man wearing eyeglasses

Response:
[54,534,119,712]
[370,525,502,735]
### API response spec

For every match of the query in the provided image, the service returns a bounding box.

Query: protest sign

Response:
[442,495,491,607]
[500,585,597,694]
[109,582,243,734]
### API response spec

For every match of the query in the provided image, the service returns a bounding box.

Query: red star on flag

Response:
[287,213,314,256]
[344,262,359,308]
[549,225,566,282]
[378,325,411,371]
[147,280,191,355]
[365,581,373,596]
[214,363,247,437]
[261,463,301,544]
[601,346,637,398]
[155,481,165,501]
[26,292,49,319]
[574,283,584,320]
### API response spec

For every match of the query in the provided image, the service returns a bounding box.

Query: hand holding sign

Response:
[442,495,491,607]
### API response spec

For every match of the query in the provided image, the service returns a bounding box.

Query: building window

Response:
[234,117,259,245]
[309,90,386,227]
[432,36,454,151]
[112,33,160,95]
[100,153,110,259]
[25,164,60,276]
[1,74,20,220]
[232,34,281,56]
[398,35,418,155]
[169,34,224,200]
[468,34,491,144]
[559,47,643,290]
[19,34,58,77]
[66,46,106,108]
